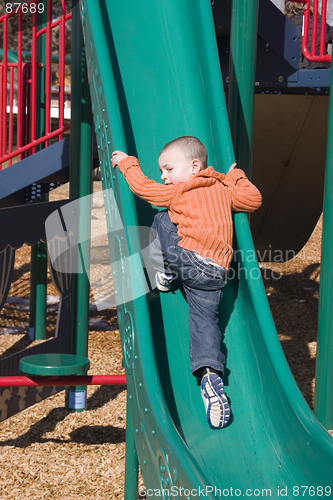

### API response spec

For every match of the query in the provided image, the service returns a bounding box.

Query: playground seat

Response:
[19,353,90,376]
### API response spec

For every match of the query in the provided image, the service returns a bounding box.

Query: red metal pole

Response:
[0,65,3,168]
[45,0,52,147]
[21,62,32,158]
[0,124,71,164]
[21,63,28,157]
[58,0,66,141]
[0,374,127,387]
[37,13,72,38]
[320,0,328,57]
[0,0,73,167]
[8,67,14,166]
[301,0,331,62]
[311,0,319,56]
[2,18,8,160]
[27,64,32,156]
[31,11,37,153]
[302,1,316,61]
[17,9,23,158]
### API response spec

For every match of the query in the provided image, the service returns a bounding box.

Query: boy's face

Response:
[158,146,201,185]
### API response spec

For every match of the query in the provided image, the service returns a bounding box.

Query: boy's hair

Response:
[161,136,208,169]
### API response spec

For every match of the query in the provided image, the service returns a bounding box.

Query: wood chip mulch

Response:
[0,183,331,498]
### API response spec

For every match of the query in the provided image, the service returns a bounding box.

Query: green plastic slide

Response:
[80,0,333,496]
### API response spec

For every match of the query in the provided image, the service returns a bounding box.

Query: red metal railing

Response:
[300,0,332,62]
[0,374,127,387]
[0,0,72,168]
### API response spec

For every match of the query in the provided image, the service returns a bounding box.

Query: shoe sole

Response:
[201,374,230,429]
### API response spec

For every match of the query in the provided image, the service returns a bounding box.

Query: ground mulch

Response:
[0,183,331,498]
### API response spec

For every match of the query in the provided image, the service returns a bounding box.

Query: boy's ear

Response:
[192,158,201,174]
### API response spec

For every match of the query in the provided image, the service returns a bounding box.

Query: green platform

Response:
[19,354,90,376]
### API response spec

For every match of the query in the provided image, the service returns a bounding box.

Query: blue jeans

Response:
[149,210,227,377]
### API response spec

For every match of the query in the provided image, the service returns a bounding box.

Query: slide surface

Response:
[80,0,333,496]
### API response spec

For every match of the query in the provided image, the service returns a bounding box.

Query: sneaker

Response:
[201,368,230,429]
[155,271,175,292]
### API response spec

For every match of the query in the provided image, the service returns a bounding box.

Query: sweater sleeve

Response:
[117,156,174,208]
[223,168,262,212]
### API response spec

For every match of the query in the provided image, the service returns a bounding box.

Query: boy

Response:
[111,137,262,429]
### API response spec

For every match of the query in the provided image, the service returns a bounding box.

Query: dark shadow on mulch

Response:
[70,425,125,444]
[0,334,33,359]
[0,407,69,447]
[11,263,31,283]
[86,384,125,411]
[0,384,125,448]
[0,329,56,360]
[261,263,320,408]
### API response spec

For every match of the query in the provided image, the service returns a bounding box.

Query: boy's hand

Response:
[111,150,129,168]
[229,163,237,172]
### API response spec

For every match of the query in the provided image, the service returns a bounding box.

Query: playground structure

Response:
[1,0,333,498]
[0,0,125,418]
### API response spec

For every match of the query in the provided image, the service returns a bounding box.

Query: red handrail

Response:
[22,62,32,159]
[0,0,72,169]
[300,0,332,63]
[1,16,8,161]
[0,374,127,387]
[17,9,23,153]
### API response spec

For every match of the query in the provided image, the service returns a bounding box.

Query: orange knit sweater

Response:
[118,156,262,269]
